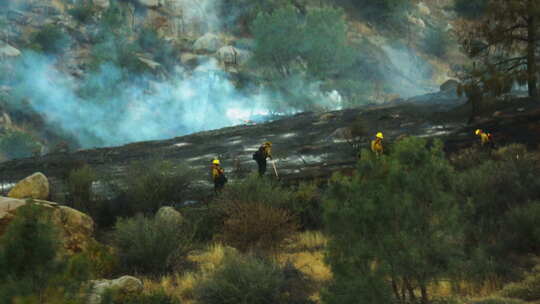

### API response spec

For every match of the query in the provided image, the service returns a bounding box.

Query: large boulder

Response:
[88,276,143,304]
[440,79,460,93]
[193,33,223,53]
[0,42,21,58]
[0,197,95,253]
[8,172,50,200]
[216,46,252,65]
[93,0,110,9]
[137,0,162,8]
[137,56,161,70]
[180,52,200,67]
[156,206,183,223]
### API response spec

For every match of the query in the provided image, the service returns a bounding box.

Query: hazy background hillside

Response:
[0,0,464,158]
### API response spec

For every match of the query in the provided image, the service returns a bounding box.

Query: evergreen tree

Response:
[0,202,62,301]
[457,0,540,99]
[323,137,464,304]
[251,5,353,79]
[0,201,89,303]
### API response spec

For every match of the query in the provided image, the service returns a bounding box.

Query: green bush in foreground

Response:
[101,288,180,304]
[114,212,194,275]
[323,137,464,304]
[471,297,526,304]
[0,201,90,303]
[194,253,284,304]
[121,160,195,215]
[67,164,97,213]
[499,267,540,302]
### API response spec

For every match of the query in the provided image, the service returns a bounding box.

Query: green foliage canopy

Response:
[323,137,464,304]
[251,6,354,79]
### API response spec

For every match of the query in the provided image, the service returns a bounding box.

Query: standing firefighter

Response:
[253,141,272,177]
[475,129,494,149]
[371,132,384,157]
[211,159,227,193]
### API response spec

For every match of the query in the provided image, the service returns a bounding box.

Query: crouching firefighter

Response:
[253,141,272,177]
[475,129,495,149]
[211,159,227,193]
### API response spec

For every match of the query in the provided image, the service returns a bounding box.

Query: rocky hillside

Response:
[0,0,466,159]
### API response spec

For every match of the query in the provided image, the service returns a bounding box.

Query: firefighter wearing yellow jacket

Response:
[371,132,384,157]
[253,141,272,177]
[211,159,227,193]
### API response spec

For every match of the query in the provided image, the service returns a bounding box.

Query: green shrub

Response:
[101,288,180,304]
[67,164,97,213]
[29,24,69,54]
[180,204,226,243]
[79,241,119,278]
[138,27,161,52]
[332,0,412,29]
[217,176,322,230]
[0,130,41,159]
[251,6,354,79]
[194,253,284,304]
[120,160,195,215]
[499,269,540,301]
[449,146,490,170]
[290,182,324,230]
[220,200,298,254]
[423,28,452,58]
[216,176,293,209]
[454,0,489,19]
[491,144,530,162]
[68,0,98,23]
[323,137,464,304]
[500,201,540,253]
[471,298,526,304]
[0,201,90,303]
[114,212,194,274]
[456,145,540,259]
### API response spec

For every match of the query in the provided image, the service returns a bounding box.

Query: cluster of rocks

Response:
[0,171,150,302]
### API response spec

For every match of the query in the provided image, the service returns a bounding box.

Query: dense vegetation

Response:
[2,136,539,304]
[1,0,540,303]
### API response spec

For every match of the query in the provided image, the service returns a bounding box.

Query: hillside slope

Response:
[0,94,538,203]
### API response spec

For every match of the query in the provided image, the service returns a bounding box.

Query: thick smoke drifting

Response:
[0,0,443,150]
[7,52,275,148]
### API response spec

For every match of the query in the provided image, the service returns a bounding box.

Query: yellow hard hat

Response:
[376,132,384,139]
[475,129,481,135]
[212,159,220,165]
[264,141,272,146]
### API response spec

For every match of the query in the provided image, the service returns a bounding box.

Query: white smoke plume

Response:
[6,52,276,148]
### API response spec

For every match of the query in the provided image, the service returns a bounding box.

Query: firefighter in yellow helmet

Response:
[371,132,384,157]
[211,159,227,193]
[253,141,272,177]
[475,129,494,149]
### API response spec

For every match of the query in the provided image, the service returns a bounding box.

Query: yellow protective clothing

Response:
[263,144,272,159]
[211,164,224,180]
[480,133,491,146]
[475,130,492,146]
[371,138,383,155]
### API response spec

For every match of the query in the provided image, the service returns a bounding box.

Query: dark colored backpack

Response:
[217,173,227,184]
[252,147,263,160]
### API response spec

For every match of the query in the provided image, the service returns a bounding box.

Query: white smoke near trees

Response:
[0,0,444,150]
[5,52,277,147]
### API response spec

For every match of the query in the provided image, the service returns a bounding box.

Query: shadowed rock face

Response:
[0,100,538,203]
